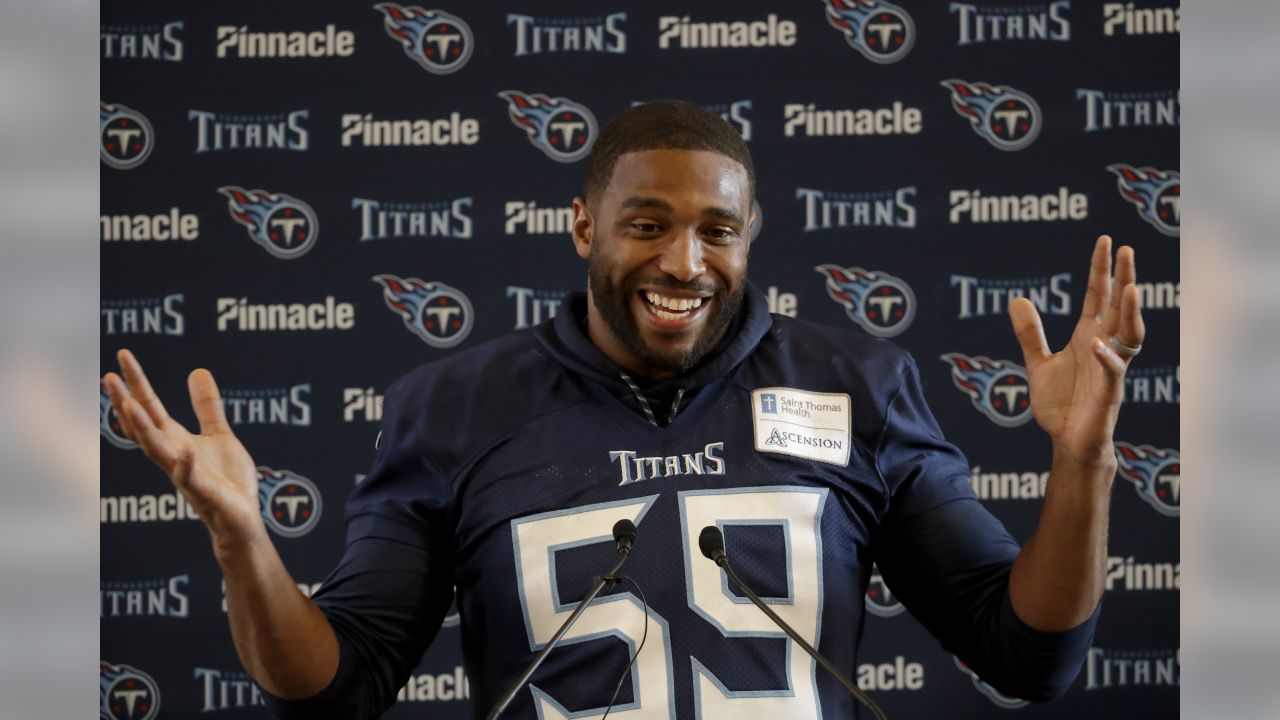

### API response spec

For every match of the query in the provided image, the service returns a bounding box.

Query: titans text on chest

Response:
[609,442,725,486]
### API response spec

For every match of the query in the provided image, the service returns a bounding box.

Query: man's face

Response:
[572,149,753,379]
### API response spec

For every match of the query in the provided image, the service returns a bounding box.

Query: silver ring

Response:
[1110,335,1141,358]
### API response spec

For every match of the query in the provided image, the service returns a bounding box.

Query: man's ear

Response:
[571,196,593,260]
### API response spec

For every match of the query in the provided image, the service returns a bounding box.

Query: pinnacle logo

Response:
[100,386,137,450]
[822,0,916,64]
[954,657,1028,708]
[374,4,474,75]
[373,274,474,348]
[257,467,322,538]
[865,564,904,617]
[941,79,1042,151]
[100,102,155,169]
[1107,164,1179,237]
[1114,442,1179,517]
[940,353,1032,427]
[100,661,161,720]
[815,264,916,338]
[218,186,319,259]
[498,90,597,163]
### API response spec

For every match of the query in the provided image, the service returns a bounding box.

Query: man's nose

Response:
[657,230,706,282]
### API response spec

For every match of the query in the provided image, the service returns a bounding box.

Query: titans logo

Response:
[217,186,319,260]
[100,661,161,720]
[953,657,1029,709]
[1107,164,1180,237]
[374,4,473,74]
[100,386,136,450]
[257,467,322,538]
[940,353,1033,428]
[815,264,916,338]
[864,564,905,618]
[941,79,1043,151]
[373,274,474,348]
[1114,442,1180,517]
[822,0,916,64]
[100,102,154,170]
[498,90,597,163]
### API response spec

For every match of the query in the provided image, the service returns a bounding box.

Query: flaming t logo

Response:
[257,467,323,538]
[941,79,1043,151]
[218,186,319,260]
[498,90,598,163]
[373,274,474,348]
[374,4,473,74]
[100,102,154,169]
[100,661,160,720]
[940,353,1032,427]
[816,264,916,338]
[1107,164,1180,237]
[823,0,916,64]
[1114,442,1180,517]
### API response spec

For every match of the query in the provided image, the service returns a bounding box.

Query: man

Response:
[103,101,1145,718]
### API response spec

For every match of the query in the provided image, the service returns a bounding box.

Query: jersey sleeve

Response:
[262,374,457,719]
[872,355,1097,702]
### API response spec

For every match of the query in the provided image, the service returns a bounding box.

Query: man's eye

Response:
[632,222,661,233]
[705,227,739,242]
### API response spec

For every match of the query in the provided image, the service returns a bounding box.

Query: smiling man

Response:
[104,101,1145,719]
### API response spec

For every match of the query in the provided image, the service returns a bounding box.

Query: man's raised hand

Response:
[103,349,266,554]
[1007,235,1147,468]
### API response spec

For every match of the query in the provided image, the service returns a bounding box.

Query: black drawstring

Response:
[667,388,686,425]
[618,372,685,428]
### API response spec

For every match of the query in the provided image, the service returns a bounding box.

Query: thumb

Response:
[1008,297,1050,371]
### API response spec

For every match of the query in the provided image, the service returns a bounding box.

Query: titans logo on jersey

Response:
[257,466,323,538]
[941,79,1042,151]
[372,274,474,348]
[954,657,1029,709]
[100,661,161,720]
[940,353,1032,427]
[100,386,136,450]
[100,102,154,170]
[498,90,598,163]
[217,186,319,260]
[822,0,916,64]
[1107,164,1180,237]
[374,3,473,74]
[815,264,916,338]
[1114,442,1180,517]
[864,563,904,617]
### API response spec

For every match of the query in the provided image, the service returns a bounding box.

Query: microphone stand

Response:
[485,549,630,720]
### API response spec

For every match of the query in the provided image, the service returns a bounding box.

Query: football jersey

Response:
[263,283,1096,719]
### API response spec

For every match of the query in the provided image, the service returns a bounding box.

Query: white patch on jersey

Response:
[751,387,851,466]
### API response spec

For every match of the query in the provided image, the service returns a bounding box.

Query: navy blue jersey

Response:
[263,284,1096,719]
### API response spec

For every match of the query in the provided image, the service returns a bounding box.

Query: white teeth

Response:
[644,291,705,313]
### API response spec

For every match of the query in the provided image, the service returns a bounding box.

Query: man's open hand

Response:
[1008,235,1147,468]
[103,349,266,553]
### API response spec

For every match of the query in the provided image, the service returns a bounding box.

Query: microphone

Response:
[485,518,638,720]
[698,526,888,720]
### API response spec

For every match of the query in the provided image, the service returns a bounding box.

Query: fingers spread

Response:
[1082,235,1113,322]
[188,369,231,435]
[103,373,138,441]
[1009,297,1051,370]
[122,396,179,469]
[118,349,171,427]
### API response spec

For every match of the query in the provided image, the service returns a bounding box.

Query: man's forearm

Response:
[1009,446,1115,631]
[216,530,341,700]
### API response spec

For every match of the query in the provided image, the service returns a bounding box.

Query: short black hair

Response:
[583,100,756,207]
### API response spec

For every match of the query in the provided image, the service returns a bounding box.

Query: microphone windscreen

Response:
[698,525,724,560]
[613,518,637,546]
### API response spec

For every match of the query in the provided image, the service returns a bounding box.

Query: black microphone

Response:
[698,526,888,720]
[485,519,638,720]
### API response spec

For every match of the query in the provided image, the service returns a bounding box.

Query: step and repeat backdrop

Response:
[101,1,1179,717]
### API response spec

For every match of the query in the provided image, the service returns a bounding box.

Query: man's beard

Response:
[588,260,745,376]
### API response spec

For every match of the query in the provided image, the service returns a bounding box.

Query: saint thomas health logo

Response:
[373,274,474,348]
[498,90,597,163]
[218,186,319,259]
[374,4,473,74]
[940,353,1032,427]
[257,467,322,538]
[100,661,161,720]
